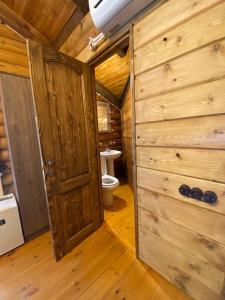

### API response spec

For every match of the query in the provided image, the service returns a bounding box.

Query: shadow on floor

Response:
[103,196,127,212]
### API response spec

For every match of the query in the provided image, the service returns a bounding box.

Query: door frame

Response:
[88,29,139,258]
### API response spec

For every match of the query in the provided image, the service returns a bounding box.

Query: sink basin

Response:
[100,150,122,160]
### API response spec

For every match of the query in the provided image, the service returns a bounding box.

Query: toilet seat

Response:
[102,175,119,189]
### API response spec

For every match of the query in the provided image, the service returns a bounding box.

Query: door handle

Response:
[46,160,56,166]
[44,159,57,177]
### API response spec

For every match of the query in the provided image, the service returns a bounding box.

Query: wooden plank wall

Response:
[133,1,225,300]
[121,85,133,189]
[97,94,123,177]
[0,23,29,77]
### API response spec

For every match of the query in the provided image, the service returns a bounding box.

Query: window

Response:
[97,101,111,132]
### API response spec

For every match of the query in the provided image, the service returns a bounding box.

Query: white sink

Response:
[100,149,122,177]
[100,150,121,160]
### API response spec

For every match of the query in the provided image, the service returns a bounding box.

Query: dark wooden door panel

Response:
[59,173,91,194]
[27,40,102,260]
[45,62,89,181]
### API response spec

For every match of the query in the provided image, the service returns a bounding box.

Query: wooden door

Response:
[133,1,225,300]
[27,40,102,260]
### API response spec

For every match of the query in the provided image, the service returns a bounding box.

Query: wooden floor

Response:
[104,182,135,250]
[0,183,191,300]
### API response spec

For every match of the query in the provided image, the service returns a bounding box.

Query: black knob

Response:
[190,187,203,200]
[203,191,217,204]
[179,184,191,197]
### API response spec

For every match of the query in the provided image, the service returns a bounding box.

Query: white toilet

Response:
[101,156,119,206]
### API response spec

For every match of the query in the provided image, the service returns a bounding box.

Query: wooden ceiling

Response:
[0,0,89,48]
[60,12,99,58]
[95,50,130,100]
[1,0,76,41]
[0,0,130,105]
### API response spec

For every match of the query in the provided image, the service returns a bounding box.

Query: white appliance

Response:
[89,0,155,35]
[0,194,24,255]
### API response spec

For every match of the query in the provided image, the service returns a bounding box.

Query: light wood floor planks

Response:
[0,183,191,300]
[104,182,135,250]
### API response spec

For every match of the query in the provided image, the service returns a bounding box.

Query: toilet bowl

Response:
[101,155,119,206]
[102,175,119,206]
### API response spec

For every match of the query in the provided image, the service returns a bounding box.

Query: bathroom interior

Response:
[94,45,135,249]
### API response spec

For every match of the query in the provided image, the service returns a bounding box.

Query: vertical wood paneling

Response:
[0,73,49,239]
[121,85,133,189]
[0,98,14,195]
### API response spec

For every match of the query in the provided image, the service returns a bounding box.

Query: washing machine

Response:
[0,194,24,255]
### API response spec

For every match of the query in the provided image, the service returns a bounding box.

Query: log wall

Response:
[0,23,29,77]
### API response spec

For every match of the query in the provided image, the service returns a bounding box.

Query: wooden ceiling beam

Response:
[120,75,130,108]
[96,81,121,109]
[60,12,99,58]
[0,1,50,45]
[117,45,129,58]
[53,7,85,50]
[72,0,89,14]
